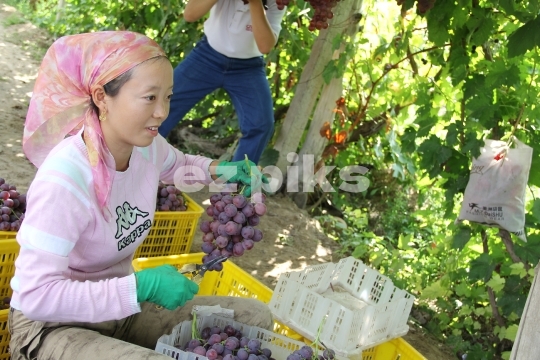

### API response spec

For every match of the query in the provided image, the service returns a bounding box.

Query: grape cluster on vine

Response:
[199,191,267,270]
[306,0,339,31]
[0,178,26,231]
[156,182,187,212]
[274,0,339,31]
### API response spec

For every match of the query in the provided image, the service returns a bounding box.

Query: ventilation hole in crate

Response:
[299,294,317,326]
[329,309,345,342]
[348,312,362,344]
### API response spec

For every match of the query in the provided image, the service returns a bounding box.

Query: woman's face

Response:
[100,58,173,153]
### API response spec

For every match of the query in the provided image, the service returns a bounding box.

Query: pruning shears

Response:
[179,255,228,285]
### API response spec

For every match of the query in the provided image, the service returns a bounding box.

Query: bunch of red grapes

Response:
[177,323,275,360]
[306,0,338,31]
[199,191,267,270]
[275,0,339,31]
[287,347,335,360]
[0,178,26,231]
[156,182,187,212]
[176,323,335,360]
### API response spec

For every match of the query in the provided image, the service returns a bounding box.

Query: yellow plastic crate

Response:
[0,240,18,300]
[0,239,19,360]
[0,232,16,240]
[132,254,427,360]
[134,193,204,258]
[133,253,301,340]
[0,309,8,360]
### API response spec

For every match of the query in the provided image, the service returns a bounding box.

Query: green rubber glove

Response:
[216,158,269,197]
[134,265,199,310]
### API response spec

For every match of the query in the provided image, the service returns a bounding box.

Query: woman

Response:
[9,31,271,360]
[157,0,286,164]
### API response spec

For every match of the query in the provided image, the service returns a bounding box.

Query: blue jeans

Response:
[159,36,275,164]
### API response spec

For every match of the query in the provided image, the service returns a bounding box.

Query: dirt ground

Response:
[0,3,458,359]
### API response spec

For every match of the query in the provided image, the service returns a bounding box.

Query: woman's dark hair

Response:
[90,56,167,115]
[103,70,133,97]
[89,70,133,115]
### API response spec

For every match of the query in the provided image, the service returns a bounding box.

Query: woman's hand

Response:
[135,265,199,310]
[212,159,269,196]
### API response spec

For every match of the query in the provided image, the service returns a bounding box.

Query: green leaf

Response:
[486,274,505,292]
[446,123,460,147]
[509,263,527,278]
[426,0,456,46]
[532,199,540,222]
[402,0,415,11]
[470,17,495,46]
[507,16,540,58]
[464,74,485,100]
[447,43,469,85]
[529,148,540,187]
[514,234,540,264]
[498,0,515,14]
[398,234,412,250]
[455,282,471,297]
[503,324,519,342]
[420,280,450,300]
[452,226,471,250]
[498,291,527,317]
[331,33,342,51]
[418,136,453,178]
[322,59,339,83]
[470,253,495,282]
[485,62,521,89]
[462,135,483,159]
[259,148,279,167]
[415,110,438,138]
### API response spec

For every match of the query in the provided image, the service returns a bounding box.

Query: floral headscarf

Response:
[23,31,166,217]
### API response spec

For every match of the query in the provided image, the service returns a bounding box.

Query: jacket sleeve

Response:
[154,135,213,187]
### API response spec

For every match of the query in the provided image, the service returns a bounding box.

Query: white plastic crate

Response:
[155,314,345,360]
[268,257,415,358]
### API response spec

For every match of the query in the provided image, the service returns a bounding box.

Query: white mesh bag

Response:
[456,137,533,241]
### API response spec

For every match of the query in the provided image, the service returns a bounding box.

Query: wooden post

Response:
[272,0,362,174]
[278,0,362,207]
[510,262,540,359]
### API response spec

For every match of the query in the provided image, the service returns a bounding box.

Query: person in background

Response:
[8,31,271,360]
[158,0,286,164]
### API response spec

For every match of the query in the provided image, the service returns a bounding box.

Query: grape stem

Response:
[191,312,201,340]
[243,154,253,176]
[309,316,327,359]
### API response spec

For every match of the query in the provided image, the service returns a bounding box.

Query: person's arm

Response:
[155,137,264,194]
[249,0,278,54]
[184,0,219,22]
[155,135,218,186]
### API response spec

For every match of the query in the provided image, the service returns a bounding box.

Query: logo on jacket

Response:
[115,202,149,238]
[115,202,152,251]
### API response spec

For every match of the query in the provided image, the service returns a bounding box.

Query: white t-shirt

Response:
[204,0,286,59]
